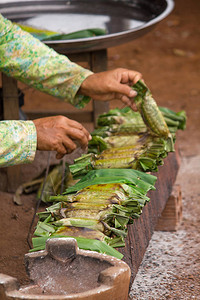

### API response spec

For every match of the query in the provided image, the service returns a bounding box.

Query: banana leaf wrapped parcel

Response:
[31,169,157,258]
[31,82,186,258]
[79,99,186,176]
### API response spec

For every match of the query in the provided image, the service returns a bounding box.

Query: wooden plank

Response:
[2,73,21,192]
[24,110,93,123]
[118,150,180,287]
[2,74,19,120]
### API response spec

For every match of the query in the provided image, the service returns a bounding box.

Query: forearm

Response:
[0,14,93,108]
[0,121,37,167]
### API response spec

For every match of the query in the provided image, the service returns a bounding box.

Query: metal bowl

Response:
[0,0,174,53]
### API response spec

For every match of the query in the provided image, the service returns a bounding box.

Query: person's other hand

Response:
[79,68,142,111]
[33,116,92,159]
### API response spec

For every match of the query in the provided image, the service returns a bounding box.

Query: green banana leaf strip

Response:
[37,163,69,203]
[97,106,186,133]
[46,202,62,212]
[69,161,93,177]
[16,23,106,41]
[34,221,56,237]
[114,215,129,228]
[69,153,94,177]
[138,157,158,172]
[92,123,147,137]
[164,117,180,127]
[43,28,107,41]
[91,127,111,138]
[88,136,108,154]
[97,113,141,126]
[31,236,123,259]
[64,177,152,195]
[14,23,59,40]
[132,80,171,139]
[83,168,157,186]
[37,211,52,222]
[64,169,156,195]
[159,107,187,130]
[106,236,125,248]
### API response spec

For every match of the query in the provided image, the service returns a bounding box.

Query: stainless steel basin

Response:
[0,0,174,53]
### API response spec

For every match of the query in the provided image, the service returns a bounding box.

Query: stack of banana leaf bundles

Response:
[32,81,186,259]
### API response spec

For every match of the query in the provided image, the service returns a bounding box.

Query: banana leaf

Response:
[14,23,58,40]
[132,80,170,138]
[43,28,107,41]
[54,218,126,237]
[32,217,125,256]
[50,183,149,209]
[51,188,127,205]
[47,182,149,230]
[64,169,156,195]
[55,225,108,240]
[37,163,69,203]
[103,135,143,148]
[15,23,106,41]
[93,156,138,170]
[97,111,146,130]
[88,136,109,154]
[159,106,187,130]
[34,221,56,237]
[88,132,174,173]
[37,202,63,221]
[69,154,94,178]
[92,123,147,137]
[97,106,186,136]
[88,133,149,154]
[33,218,125,245]
[63,206,113,220]
[31,103,186,258]
[31,236,123,259]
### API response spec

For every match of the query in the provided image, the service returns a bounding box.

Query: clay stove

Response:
[0,238,130,300]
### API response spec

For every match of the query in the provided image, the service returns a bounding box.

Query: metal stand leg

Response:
[90,49,109,126]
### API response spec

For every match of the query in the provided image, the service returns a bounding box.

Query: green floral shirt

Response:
[0,14,93,167]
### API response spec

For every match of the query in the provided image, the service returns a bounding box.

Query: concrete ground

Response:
[130,155,200,299]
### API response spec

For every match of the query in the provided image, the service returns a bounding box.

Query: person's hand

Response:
[33,116,92,159]
[79,68,142,111]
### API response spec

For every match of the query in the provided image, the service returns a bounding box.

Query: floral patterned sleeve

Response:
[0,14,93,108]
[0,14,93,167]
[0,121,37,167]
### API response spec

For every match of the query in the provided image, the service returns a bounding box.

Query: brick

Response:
[155,184,182,231]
